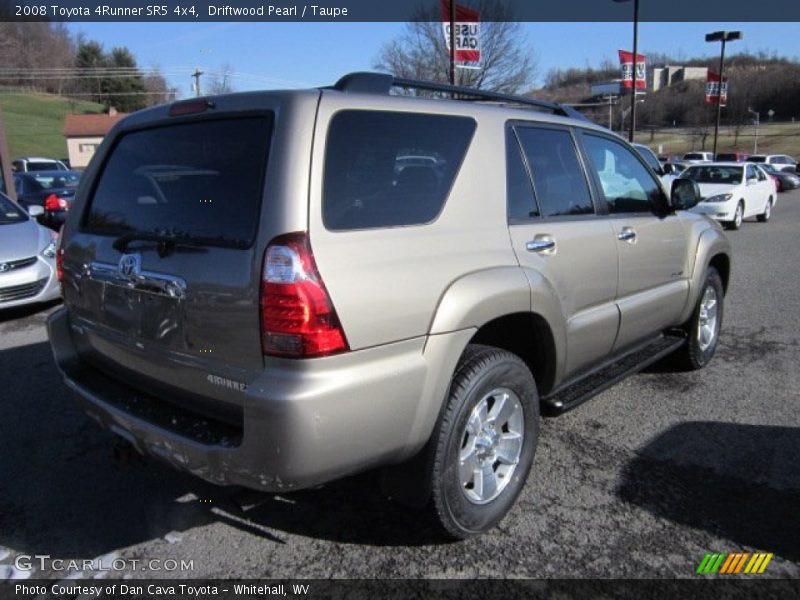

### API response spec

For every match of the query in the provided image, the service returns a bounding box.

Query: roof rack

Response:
[330,72,589,121]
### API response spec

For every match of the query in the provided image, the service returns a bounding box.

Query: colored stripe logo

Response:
[696,552,773,574]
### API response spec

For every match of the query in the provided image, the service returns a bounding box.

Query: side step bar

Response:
[542,333,687,416]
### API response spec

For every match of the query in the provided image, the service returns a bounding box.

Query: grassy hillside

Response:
[0,88,104,160]
[634,122,800,158]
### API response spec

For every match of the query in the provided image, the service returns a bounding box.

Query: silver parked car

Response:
[0,192,61,309]
[48,73,731,538]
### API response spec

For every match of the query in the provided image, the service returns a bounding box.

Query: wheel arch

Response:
[469,312,558,396]
[678,226,732,324]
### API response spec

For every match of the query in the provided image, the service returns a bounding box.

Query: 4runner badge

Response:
[207,374,248,392]
[118,253,141,280]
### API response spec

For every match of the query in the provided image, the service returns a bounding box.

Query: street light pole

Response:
[705,30,742,157]
[613,0,640,143]
[629,0,639,143]
[748,107,760,154]
[449,0,456,86]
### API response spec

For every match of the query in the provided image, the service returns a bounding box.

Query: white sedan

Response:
[680,162,777,230]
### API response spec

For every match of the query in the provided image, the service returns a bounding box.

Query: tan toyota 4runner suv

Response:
[48,73,731,538]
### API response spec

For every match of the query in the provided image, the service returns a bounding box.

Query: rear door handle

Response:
[526,238,556,253]
[617,227,637,242]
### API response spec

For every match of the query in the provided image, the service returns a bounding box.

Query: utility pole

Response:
[706,30,742,157]
[0,107,16,202]
[192,68,204,97]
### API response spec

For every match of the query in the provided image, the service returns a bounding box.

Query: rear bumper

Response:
[48,307,470,491]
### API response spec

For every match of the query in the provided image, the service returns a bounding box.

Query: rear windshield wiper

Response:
[112,231,207,256]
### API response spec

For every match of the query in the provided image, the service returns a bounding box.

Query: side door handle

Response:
[617,227,637,243]
[526,236,556,254]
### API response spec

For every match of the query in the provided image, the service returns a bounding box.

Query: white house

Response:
[63,108,127,169]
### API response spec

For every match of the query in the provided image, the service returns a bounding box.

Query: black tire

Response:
[428,344,539,539]
[725,201,744,230]
[674,267,724,371]
[757,197,773,222]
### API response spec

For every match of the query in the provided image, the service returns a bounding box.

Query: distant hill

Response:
[0,88,105,160]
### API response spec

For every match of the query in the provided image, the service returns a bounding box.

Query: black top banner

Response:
[3,0,800,22]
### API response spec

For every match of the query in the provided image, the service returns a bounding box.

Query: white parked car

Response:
[0,192,61,309]
[748,154,798,173]
[12,157,69,172]
[682,151,715,163]
[680,162,776,230]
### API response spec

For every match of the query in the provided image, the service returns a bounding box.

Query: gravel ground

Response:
[1,191,799,581]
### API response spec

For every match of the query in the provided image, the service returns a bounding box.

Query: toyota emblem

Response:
[118,253,141,279]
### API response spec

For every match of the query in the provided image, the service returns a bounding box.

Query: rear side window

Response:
[85,117,272,247]
[323,111,475,230]
[506,129,539,221]
[514,126,594,217]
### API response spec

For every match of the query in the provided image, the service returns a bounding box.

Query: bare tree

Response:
[144,65,179,106]
[207,64,235,95]
[373,1,537,93]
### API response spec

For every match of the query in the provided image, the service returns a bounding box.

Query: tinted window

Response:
[683,153,706,160]
[746,165,757,180]
[506,129,538,221]
[683,165,743,184]
[323,111,475,230]
[756,167,767,181]
[29,172,80,189]
[635,145,661,172]
[749,156,766,163]
[583,134,663,214]
[27,162,60,172]
[85,117,272,247]
[0,193,28,225]
[515,127,593,217]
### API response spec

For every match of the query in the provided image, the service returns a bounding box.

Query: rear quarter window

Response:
[84,116,272,247]
[322,110,476,231]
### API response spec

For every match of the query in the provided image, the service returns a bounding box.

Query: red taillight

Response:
[260,232,348,358]
[44,194,68,211]
[55,247,64,283]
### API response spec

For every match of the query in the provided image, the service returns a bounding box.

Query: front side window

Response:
[323,111,476,231]
[582,134,663,214]
[514,126,594,217]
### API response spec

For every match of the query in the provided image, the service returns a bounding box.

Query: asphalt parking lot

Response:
[1,192,799,581]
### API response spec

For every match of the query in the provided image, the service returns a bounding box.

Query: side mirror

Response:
[746,178,758,186]
[27,205,44,217]
[670,178,701,211]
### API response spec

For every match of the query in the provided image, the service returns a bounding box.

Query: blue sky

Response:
[66,22,800,96]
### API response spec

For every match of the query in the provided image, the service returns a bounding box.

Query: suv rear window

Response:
[84,117,272,247]
[323,111,476,230]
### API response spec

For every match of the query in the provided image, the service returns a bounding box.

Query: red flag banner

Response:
[441,0,481,66]
[705,70,728,106]
[618,50,646,89]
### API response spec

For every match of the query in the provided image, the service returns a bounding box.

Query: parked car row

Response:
[1,166,81,231]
